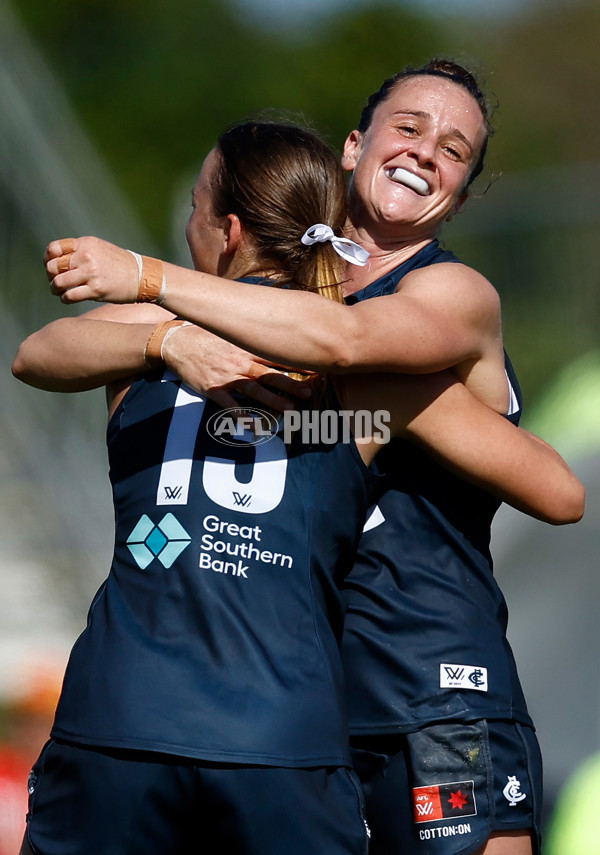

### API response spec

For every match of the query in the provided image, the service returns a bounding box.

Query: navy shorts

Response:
[24,739,369,855]
[351,720,542,855]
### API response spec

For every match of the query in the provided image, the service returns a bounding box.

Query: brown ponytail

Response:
[213,120,347,301]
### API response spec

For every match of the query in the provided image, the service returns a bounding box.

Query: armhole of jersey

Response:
[346,432,382,484]
[505,369,520,417]
[326,379,384,488]
[107,368,176,439]
[107,378,141,438]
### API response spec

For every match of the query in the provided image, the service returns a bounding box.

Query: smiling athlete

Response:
[16,60,584,855]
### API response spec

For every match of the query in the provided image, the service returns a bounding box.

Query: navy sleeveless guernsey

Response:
[51,369,374,767]
[341,239,533,734]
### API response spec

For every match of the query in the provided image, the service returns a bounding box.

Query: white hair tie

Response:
[301,224,370,267]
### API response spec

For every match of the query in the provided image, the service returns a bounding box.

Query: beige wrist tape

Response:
[137,255,167,303]
[143,319,188,368]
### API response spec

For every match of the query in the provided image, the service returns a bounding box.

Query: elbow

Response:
[328,345,359,372]
[304,338,357,373]
[12,339,51,390]
[11,345,30,384]
[544,480,586,526]
[307,307,378,372]
[561,481,586,525]
[317,325,365,373]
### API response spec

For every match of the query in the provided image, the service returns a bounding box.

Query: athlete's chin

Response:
[375,206,430,236]
[371,193,426,224]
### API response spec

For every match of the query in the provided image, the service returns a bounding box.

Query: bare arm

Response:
[28,239,586,525]
[45,237,501,374]
[416,411,585,526]
[343,371,585,525]
[12,303,167,391]
[12,303,312,411]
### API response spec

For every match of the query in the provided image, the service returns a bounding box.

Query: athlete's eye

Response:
[442,143,467,162]
[444,146,461,159]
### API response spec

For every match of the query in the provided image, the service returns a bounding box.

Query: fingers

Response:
[45,236,141,305]
[46,237,78,287]
[44,237,76,263]
[47,262,80,295]
[55,238,77,274]
[259,371,315,398]
[246,360,316,397]
[235,362,316,410]
[207,384,291,414]
[49,277,86,303]
[245,363,270,381]
[232,379,295,413]
[205,389,242,410]
[57,253,72,274]
[58,238,76,254]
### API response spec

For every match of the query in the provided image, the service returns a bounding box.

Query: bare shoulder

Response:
[400,261,498,299]
[397,261,501,326]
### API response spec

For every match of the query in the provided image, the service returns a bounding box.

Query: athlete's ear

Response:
[223,213,243,254]
[445,189,469,222]
[341,130,363,172]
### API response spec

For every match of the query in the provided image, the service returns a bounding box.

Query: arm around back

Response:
[342,371,585,526]
[398,374,585,525]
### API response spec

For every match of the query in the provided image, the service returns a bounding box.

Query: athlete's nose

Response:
[406,134,436,167]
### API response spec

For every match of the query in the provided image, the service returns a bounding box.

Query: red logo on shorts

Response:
[412,780,477,823]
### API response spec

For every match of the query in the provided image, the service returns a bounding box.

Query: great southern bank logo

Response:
[126,513,191,569]
[206,407,280,446]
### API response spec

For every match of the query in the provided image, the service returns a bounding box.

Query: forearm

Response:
[405,389,585,525]
[460,431,585,525]
[160,265,358,371]
[47,238,479,374]
[505,430,585,524]
[12,317,153,391]
[12,305,314,412]
[158,261,474,373]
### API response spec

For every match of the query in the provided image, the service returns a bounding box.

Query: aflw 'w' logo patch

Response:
[413,781,477,824]
[163,485,183,501]
[440,663,488,692]
[232,492,252,508]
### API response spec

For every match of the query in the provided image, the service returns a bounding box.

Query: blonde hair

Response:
[214,120,347,303]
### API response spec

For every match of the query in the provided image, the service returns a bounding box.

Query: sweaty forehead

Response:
[373,75,488,157]
[382,75,483,122]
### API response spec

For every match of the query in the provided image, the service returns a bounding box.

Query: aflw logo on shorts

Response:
[413,781,477,823]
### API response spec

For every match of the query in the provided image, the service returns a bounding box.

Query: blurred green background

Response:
[1,0,598,843]
[4,0,600,404]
